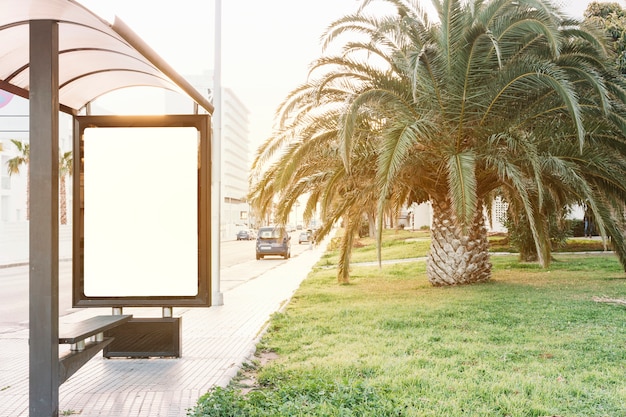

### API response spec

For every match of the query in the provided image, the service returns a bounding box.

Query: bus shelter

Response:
[0,1,214,415]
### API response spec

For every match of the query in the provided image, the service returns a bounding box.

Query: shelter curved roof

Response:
[0,0,213,114]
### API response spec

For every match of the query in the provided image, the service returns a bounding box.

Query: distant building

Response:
[167,71,252,240]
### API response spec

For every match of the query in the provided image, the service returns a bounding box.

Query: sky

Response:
[78,0,625,150]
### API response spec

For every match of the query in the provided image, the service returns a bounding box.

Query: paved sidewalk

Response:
[0,239,329,417]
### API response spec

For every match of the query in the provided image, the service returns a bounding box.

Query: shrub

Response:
[503,209,572,261]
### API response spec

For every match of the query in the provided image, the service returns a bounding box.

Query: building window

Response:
[493,196,508,224]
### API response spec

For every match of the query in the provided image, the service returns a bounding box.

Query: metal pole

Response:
[29,19,60,416]
[211,0,224,305]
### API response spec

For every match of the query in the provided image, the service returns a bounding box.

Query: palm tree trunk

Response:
[337,214,356,284]
[367,211,376,237]
[426,199,492,286]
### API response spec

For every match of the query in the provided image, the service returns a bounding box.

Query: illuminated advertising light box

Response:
[73,115,211,307]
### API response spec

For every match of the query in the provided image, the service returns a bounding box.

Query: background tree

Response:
[6,139,30,220]
[5,140,72,224]
[584,2,626,73]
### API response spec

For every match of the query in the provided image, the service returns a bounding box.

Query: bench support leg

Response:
[58,337,115,385]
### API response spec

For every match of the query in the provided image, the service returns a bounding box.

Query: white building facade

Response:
[168,71,252,241]
[217,87,252,239]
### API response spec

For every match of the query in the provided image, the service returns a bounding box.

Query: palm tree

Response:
[59,151,72,225]
[6,139,30,220]
[250,99,394,283]
[251,0,626,285]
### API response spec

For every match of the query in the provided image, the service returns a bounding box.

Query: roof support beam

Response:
[29,19,60,417]
[211,0,224,305]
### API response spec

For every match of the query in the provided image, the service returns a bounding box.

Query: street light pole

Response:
[211,0,224,306]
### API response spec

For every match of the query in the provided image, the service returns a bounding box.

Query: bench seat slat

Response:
[59,315,132,344]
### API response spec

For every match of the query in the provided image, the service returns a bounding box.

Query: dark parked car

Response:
[256,226,291,259]
[236,229,256,240]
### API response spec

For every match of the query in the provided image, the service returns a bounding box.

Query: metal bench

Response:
[58,315,132,385]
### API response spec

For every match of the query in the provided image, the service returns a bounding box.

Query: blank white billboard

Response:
[83,127,198,297]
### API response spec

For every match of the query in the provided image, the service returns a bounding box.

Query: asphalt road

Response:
[219,231,312,292]
[0,231,312,332]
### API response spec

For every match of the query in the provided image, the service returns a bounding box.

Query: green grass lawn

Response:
[189,233,626,417]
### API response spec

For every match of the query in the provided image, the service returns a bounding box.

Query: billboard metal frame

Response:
[72,114,212,307]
